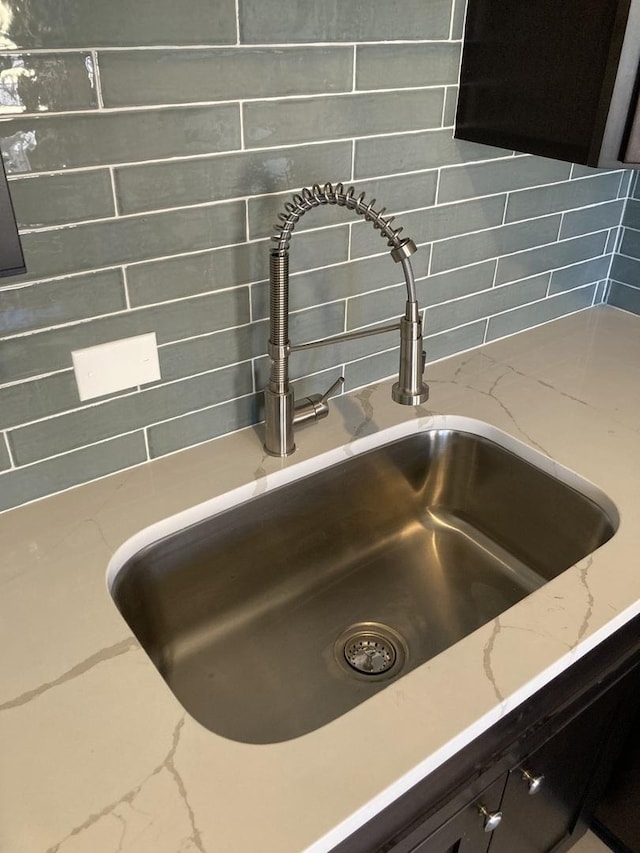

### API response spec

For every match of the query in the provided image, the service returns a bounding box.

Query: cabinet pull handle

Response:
[478,804,503,832]
[521,768,545,795]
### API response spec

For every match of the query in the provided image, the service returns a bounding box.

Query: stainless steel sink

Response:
[108,425,617,744]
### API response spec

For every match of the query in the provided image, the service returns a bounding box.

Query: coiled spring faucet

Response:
[264,181,429,456]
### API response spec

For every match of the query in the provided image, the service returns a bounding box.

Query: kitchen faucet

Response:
[264,181,429,456]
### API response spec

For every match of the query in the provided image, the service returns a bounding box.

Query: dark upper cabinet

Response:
[455,0,640,168]
[0,156,26,278]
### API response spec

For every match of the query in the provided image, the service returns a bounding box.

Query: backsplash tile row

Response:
[0,0,630,512]
[1,0,237,48]
[609,173,640,316]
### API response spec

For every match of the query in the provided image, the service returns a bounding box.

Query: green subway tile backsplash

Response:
[622,198,640,230]
[346,283,408,330]
[128,227,349,307]
[354,129,511,180]
[0,437,11,471]
[351,195,507,259]
[0,289,250,384]
[0,53,98,114]
[0,106,241,174]
[4,0,236,48]
[252,253,417,322]
[238,0,452,43]
[356,44,461,91]
[100,48,353,108]
[549,257,611,295]
[608,281,640,314]
[15,201,245,282]
[430,213,561,274]
[148,394,259,459]
[443,88,459,128]
[9,170,115,227]
[610,254,640,287]
[243,90,444,149]
[438,157,571,205]
[159,328,257,383]
[0,433,147,514]
[495,232,608,287]
[0,0,633,512]
[425,320,488,364]
[114,142,353,215]
[417,260,497,307]
[606,177,640,316]
[0,372,80,431]
[426,276,550,335]
[487,286,597,341]
[0,270,126,335]
[451,0,467,39]
[344,349,399,393]
[247,172,438,241]
[505,173,622,224]
[9,364,254,465]
[560,199,624,240]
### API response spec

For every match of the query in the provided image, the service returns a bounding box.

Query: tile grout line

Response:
[143,427,151,461]
[2,432,15,468]
[108,167,120,216]
[238,100,246,150]
[91,49,105,109]
[352,44,357,92]
[121,266,131,309]
[448,0,457,40]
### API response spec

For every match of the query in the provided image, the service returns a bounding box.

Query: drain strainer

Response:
[344,633,396,674]
[335,622,407,679]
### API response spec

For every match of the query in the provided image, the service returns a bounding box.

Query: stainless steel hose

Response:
[272,181,408,255]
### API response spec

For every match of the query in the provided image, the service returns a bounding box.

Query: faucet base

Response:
[392,382,430,406]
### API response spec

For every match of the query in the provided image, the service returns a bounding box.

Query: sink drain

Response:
[335,622,407,680]
[344,633,396,674]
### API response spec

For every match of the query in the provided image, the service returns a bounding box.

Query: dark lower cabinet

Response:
[387,778,505,853]
[490,685,620,853]
[334,614,640,853]
[593,716,640,851]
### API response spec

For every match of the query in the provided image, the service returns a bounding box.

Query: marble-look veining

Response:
[2,305,640,853]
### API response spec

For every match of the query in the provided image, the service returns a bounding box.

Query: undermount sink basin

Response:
[108,419,617,744]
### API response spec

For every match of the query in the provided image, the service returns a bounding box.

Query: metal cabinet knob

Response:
[478,804,503,832]
[521,768,545,795]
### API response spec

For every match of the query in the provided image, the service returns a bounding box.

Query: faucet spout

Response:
[264,182,429,457]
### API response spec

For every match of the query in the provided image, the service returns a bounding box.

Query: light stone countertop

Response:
[2,305,640,853]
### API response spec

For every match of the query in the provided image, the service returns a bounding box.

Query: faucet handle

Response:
[319,375,345,403]
[293,375,344,426]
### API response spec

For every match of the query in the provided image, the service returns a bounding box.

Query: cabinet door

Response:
[386,777,505,853]
[489,688,619,853]
[408,796,495,853]
[455,0,640,168]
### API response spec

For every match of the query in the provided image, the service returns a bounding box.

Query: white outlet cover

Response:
[72,333,161,401]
